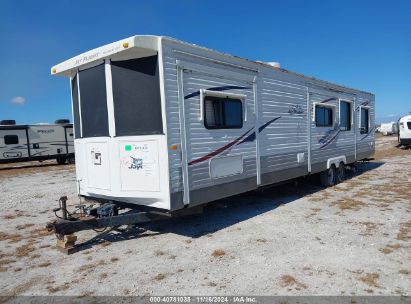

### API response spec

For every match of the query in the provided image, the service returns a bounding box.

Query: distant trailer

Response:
[0,120,74,165]
[51,35,375,212]
[399,115,411,146]
[379,122,398,136]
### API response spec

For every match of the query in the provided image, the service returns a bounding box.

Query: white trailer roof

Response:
[51,35,373,95]
[51,35,160,76]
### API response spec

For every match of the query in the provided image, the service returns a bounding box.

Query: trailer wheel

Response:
[67,155,75,164]
[336,162,346,183]
[56,156,67,165]
[320,165,336,187]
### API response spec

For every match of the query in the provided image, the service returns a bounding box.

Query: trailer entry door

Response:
[180,66,257,204]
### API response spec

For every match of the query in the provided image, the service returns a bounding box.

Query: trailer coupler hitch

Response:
[46,196,173,254]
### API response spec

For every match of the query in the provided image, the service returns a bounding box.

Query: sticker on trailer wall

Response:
[91,149,102,165]
[128,157,143,170]
[120,143,155,176]
[94,152,102,165]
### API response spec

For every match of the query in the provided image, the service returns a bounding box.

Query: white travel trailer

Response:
[398,115,411,146]
[0,120,75,165]
[51,35,375,212]
[379,122,398,135]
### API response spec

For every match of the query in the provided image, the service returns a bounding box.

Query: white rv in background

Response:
[399,115,411,146]
[0,120,75,165]
[51,35,375,212]
[379,122,398,135]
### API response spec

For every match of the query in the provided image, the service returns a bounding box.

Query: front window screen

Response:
[360,108,369,134]
[111,55,163,136]
[71,74,81,139]
[340,101,351,131]
[78,63,109,138]
[204,96,243,129]
[4,135,19,145]
[315,105,333,127]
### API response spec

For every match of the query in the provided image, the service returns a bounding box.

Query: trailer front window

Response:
[78,63,109,138]
[71,74,81,139]
[204,96,243,129]
[111,55,163,136]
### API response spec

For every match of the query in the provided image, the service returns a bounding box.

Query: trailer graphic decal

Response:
[184,85,251,100]
[320,97,337,104]
[188,117,282,166]
[239,117,282,144]
[288,105,304,115]
[188,128,253,166]
[356,101,369,110]
[128,157,143,170]
[360,126,375,141]
[319,126,342,149]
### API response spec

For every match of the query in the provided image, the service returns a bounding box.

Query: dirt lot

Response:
[0,135,410,296]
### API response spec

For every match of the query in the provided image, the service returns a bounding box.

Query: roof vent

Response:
[267,62,281,68]
[0,120,16,125]
[55,119,70,124]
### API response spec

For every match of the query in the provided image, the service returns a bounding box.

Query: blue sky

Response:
[0,0,410,124]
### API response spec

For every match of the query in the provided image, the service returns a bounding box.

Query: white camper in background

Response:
[51,35,375,212]
[399,115,411,146]
[379,122,398,135]
[0,120,75,165]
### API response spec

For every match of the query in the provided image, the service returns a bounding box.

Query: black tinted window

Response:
[315,105,333,127]
[407,122,411,130]
[204,96,243,129]
[340,101,351,131]
[78,63,109,138]
[71,74,81,138]
[111,56,163,136]
[4,135,18,145]
[361,108,369,134]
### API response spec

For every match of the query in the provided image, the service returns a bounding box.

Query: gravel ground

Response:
[0,136,410,296]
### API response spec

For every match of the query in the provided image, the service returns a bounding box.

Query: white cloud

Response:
[10,96,26,105]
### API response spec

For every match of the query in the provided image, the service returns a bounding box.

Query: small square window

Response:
[315,105,333,127]
[204,96,243,129]
[4,135,19,145]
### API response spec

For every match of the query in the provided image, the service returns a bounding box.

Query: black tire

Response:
[56,156,67,165]
[67,155,75,164]
[336,162,346,183]
[320,165,336,187]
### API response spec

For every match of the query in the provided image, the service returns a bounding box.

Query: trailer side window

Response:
[360,108,369,134]
[4,135,19,145]
[78,63,109,138]
[315,105,333,127]
[339,101,351,131]
[204,96,243,129]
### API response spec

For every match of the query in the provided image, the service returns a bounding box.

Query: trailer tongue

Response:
[46,196,203,254]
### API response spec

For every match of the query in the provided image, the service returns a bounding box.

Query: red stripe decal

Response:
[188,129,253,166]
